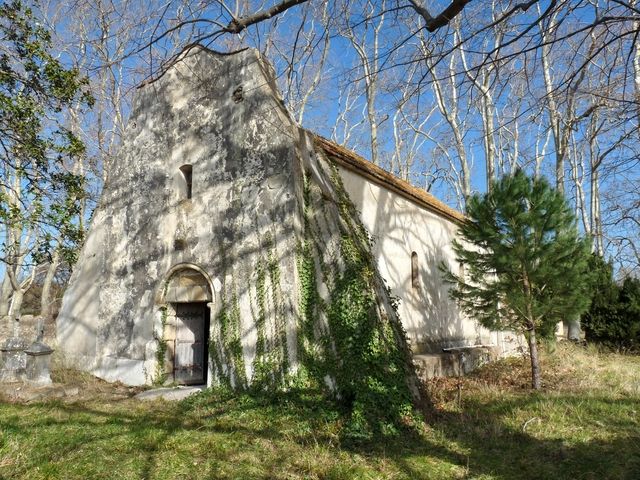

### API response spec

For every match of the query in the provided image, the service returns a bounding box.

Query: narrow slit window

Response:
[179,164,193,200]
[411,251,419,289]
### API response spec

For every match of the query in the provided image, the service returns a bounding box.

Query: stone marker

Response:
[24,317,54,386]
[135,385,205,401]
[0,317,28,383]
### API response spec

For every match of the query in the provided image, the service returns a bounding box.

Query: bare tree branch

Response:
[225,0,310,34]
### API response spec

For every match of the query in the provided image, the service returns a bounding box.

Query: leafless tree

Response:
[6,0,637,321]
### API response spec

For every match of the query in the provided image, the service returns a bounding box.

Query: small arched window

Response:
[411,251,419,289]
[179,164,193,200]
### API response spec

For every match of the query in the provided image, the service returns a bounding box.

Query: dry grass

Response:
[472,342,640,393]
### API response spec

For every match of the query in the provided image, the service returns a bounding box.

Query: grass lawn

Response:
[1,343,639,479]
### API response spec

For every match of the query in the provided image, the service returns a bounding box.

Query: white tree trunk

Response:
[0,273,12,319]
[427,46,471,201]
[633,0,640,130]
[343,0,385,165]
[40,250,61,320]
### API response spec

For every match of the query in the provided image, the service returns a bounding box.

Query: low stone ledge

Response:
[413,345,498,380]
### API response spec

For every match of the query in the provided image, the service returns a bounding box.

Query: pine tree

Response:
[443,170,592,389]
[581,255,620,346]
[619,277,640,349]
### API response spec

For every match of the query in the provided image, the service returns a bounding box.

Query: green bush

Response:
[581,255,640,351]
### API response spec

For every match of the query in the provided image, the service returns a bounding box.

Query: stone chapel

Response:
[57,45,519,387]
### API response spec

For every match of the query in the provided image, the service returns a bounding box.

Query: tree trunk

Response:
[555,148,565,195]
[633,0,640,131]
[40,251,61,320]
[5,262,36,321]
[0,273,12,318]
[367,83,379,165]
[566,319,581,342]
[528,326,542,390]
[343,0,384,166]
[591,169,604,256]
[480,85,496,191]
[428,50,471,202]
[7,288,24,319]
[523,270,542,389]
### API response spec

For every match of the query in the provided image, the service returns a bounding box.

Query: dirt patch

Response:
[1,317,145,404]
[0,368,145,404]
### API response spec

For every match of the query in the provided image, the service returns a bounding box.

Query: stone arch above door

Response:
[158,263,213,304]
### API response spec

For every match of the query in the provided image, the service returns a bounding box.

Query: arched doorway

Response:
[161,265,213,385]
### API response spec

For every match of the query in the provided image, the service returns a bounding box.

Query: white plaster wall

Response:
[55,207,105,367]
[338,167,494,353]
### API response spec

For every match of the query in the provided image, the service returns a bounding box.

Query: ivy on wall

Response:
[268,245,289,376]
[199,152,422,438]
[252,257,269,387]
[207,224,291,391]
[208,240,248,389]
[296,163,421,438]
[252,233,290,389]
[153,305,169,385]
[221,290,248,388]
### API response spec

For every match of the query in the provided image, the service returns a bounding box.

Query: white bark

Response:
[457,20,501,190]
[342,0,385,165]
[0,273,12,318]
[633,0,640,129]
[427,45,471,201]
[40,250,61,320]
[330,83,366,148]
[539,9,566,194]
[569,133,591,237]
[534,127,552,179]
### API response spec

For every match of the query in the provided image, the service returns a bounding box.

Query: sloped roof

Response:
[313,135,465,224]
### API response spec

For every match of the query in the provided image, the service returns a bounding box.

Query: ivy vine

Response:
[296,163,420,439]
[202,158,421,439]
[208,240,247,389]
[153,306,168,385]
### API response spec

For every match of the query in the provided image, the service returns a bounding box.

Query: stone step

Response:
[134,385,205,401]
[413,345,497,380]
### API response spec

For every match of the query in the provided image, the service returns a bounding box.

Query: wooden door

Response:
[174,303,207,385]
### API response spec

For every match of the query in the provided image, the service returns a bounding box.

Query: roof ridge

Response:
[311,133,465,224]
